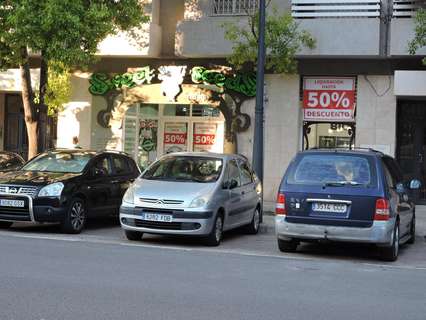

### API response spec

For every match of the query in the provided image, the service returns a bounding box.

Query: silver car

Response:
[120,152,262,246]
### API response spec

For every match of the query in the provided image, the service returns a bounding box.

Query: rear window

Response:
[287,154,374,186]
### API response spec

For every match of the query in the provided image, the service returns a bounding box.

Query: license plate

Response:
[0,199,25,208]
[142,213,173,222]
[312,202,347,213]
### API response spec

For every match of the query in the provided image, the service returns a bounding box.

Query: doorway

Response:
[4,94,28,159]
[396,100,426,204]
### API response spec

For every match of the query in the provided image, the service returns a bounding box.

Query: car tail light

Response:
[276,193,286,215]
[374,198,390,221]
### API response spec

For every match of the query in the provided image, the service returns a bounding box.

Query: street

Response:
[1,209,426,320]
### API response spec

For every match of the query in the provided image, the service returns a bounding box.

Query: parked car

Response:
[275,149,420,261]
[0,149,140,233]
[120,152,262,246]
[0,151,25,172]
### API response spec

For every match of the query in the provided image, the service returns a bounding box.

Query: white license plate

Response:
[0,199,25,208]
[312,203,347,213]
[142,213,173,222]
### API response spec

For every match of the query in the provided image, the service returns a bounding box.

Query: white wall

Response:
[263,74,301,210]
[355,75,396,156]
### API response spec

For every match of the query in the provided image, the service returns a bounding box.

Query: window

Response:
[211,0,258,16]
[239,161,253,185]
[383,163,395,189]
[225,160,241,187]
[112,156,131,175]
[92,156,112,176]
[287,154,373,186]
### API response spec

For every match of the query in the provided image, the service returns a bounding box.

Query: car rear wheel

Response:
[0,221,12,229]
[380,222,399,262]
[278,238,298,253]
[407,214,416,244]
[244,207,261,234]
[204,214,223,247]
[61,198,86,234]
[124,230,143,241]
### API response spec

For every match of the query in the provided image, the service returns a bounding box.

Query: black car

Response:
[0,149,140,233]
[0,151,25,172]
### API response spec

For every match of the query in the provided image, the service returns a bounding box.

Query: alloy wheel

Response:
[70,201,85,231]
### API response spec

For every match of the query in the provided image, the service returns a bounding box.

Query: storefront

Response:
[123,103,225,169]
[301,76,357,150]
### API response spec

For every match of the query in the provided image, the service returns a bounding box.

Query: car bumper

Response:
[275,216,395,245]
[0,195,68,224]
[120,206,215,236]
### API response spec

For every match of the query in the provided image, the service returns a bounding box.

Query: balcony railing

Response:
[292,0,381,18]
[211,0,258,16]
[393,0,425,18]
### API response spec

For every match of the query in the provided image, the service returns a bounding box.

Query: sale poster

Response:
[164,122,188,153]
[193,123,217,152]
[302,77,356,122]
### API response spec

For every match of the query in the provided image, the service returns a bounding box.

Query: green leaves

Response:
[0,0,148,112]
[408,8,426,64]
[222,6,315,74]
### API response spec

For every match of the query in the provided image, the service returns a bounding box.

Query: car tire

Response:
[278,238,298,253]
[61,198,86,234]
[124,229,143,241]
[407,214,416,245]
[380,222,399,262]
[204,214,223,247]
[0,221,12,229]
[244,206,261,235]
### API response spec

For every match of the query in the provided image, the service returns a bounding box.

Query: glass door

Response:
[163,122,188,154]
[397,101,426,204]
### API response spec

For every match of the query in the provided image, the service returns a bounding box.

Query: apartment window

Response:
[211,0,258,16]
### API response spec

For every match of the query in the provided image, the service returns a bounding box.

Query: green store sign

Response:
[88,66,256,97]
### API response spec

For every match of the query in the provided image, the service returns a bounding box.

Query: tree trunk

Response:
[37,55,48,152]
[19,47,38,159]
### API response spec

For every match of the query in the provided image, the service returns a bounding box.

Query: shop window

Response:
[192,105,220,117]
[164,104,190,117]
[304,123,355,150]
[139,104,159,117]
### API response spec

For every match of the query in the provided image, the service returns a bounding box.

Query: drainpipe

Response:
[379,0,392,57]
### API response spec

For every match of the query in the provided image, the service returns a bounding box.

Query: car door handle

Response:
[111,180,119,184]
[241,191,245,195]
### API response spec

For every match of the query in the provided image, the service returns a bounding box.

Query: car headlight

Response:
[38,182,64,197]
[189,196,208,208]
[122,186,135,206]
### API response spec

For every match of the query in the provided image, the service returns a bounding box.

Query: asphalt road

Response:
[1,233,426,320]
[1,208,426,319]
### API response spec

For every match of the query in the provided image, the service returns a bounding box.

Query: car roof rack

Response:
[307,147,384,154]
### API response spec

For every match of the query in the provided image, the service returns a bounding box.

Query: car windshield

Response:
[22,151,93,173]
[287,154,372,186]
[143,156,223,183]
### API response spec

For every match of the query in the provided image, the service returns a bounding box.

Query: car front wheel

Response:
[61,198,86,234]
[205,214,223,246]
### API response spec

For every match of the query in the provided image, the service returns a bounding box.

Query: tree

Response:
[409,8,426,64]
[222,5,315,73]
[0,0,148,158]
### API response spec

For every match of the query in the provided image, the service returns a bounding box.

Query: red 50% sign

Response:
[194,134,216,145]
[164,133,186,144]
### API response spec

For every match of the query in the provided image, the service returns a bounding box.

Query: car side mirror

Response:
[410,179,421,190]
[396,182,405,194]
[222,179,238,190]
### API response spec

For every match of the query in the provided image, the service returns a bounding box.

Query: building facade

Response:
[0,0,425,209]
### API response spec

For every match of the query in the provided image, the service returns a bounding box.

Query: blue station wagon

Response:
[275,149,420,261]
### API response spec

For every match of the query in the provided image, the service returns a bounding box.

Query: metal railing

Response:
[211,0,258,16]
[393,0,425,18]
[292,0,382,18]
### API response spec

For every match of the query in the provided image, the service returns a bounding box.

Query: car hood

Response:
[0,170,82,186]
[133,178,217,206]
